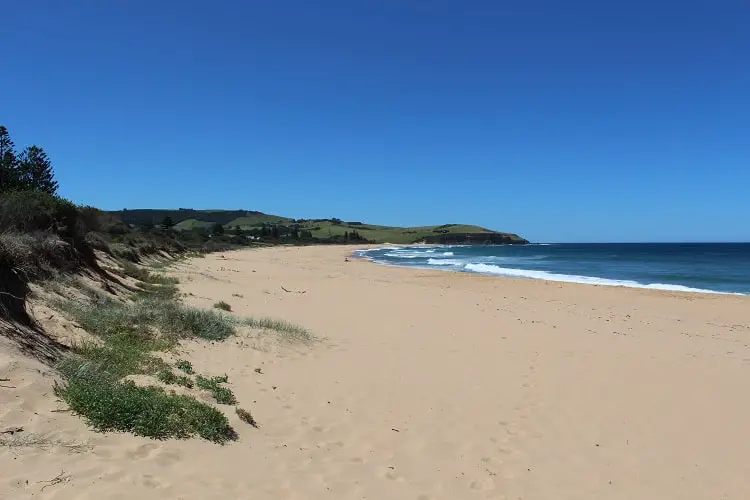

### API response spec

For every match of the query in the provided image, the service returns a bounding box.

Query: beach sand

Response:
[2,245,750,499]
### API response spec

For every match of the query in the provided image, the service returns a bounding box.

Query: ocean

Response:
[356,243,750,295]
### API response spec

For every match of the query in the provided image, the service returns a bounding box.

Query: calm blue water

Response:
[356,243,750,295]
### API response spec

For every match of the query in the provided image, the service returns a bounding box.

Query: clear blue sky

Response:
[2,1,748,242]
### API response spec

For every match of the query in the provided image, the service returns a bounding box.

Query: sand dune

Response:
[2,245,750,499]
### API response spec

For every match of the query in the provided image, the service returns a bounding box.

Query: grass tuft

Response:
[176,360,194,374]
[243,316,313,342]
[196,374,236,405]
[156,369,194,388]
[213,301,232,312]
[235,407,257,427]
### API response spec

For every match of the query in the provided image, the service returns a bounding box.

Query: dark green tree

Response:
[0,126,19,191]
[272,225,280,239]
[233,226,243,236]
[212,223,224,235]
[17,145,58,194]
[162,216,175,230]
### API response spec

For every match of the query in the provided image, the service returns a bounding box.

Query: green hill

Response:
[108,209,527,244]
[111,209,292,229]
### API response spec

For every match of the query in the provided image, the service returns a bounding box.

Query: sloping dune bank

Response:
[2,245,750,499]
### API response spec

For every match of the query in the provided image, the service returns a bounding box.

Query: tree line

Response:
[0,126,58,194]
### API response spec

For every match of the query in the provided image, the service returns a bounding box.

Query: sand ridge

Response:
[2,245,750,499]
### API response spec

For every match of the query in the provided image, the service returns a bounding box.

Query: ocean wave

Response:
[356,246,400,253]
[464,263,732,294]
[427,258,464,266]
[384,252,422,259]
[441,251,454,256]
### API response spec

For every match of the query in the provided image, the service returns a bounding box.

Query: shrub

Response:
[213,301,231,312]
[0,190,80,237]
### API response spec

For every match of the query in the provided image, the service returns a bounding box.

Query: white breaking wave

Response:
[463,263,730,294]
[427,258,464,266]
[441,252,454,256]
[384,252,421,259]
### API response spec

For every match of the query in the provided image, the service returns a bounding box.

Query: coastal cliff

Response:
[421,232,529,245]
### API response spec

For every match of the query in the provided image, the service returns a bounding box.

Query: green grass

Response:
[176,360,194,374]
[213,300,231,312]
[54,363,235,443]
[72,339,167,379]
[156,369,195,388]
[196,374,236,405]
[52,293,242,443]
[173,218,214,231]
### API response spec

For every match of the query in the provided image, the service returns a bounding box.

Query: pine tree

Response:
[162,216,175,230]
[0,126,19,192]
[17,145,58,194]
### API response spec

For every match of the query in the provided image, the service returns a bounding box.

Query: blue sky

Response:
[2,1,748,242]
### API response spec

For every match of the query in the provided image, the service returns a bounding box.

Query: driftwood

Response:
[281,286,306,294]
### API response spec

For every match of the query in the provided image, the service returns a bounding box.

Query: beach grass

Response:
[242,316,313,343]
[54,362,235,443]
[213,300,232,312]
[52,289,240,443]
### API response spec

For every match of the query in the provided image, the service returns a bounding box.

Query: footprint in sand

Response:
[141,473,164,489]
[385,469,406,483]
[126,442,160,460]
[154,449,183,467]
[470,476,496,491]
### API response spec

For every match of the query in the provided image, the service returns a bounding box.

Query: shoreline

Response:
[352,244,750,297]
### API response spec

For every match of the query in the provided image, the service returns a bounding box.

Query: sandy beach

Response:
[2,244,750,499]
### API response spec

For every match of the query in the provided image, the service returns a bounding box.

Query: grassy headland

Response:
[109,209,528,245]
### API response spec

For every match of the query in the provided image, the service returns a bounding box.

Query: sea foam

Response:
[464,263,727,294]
